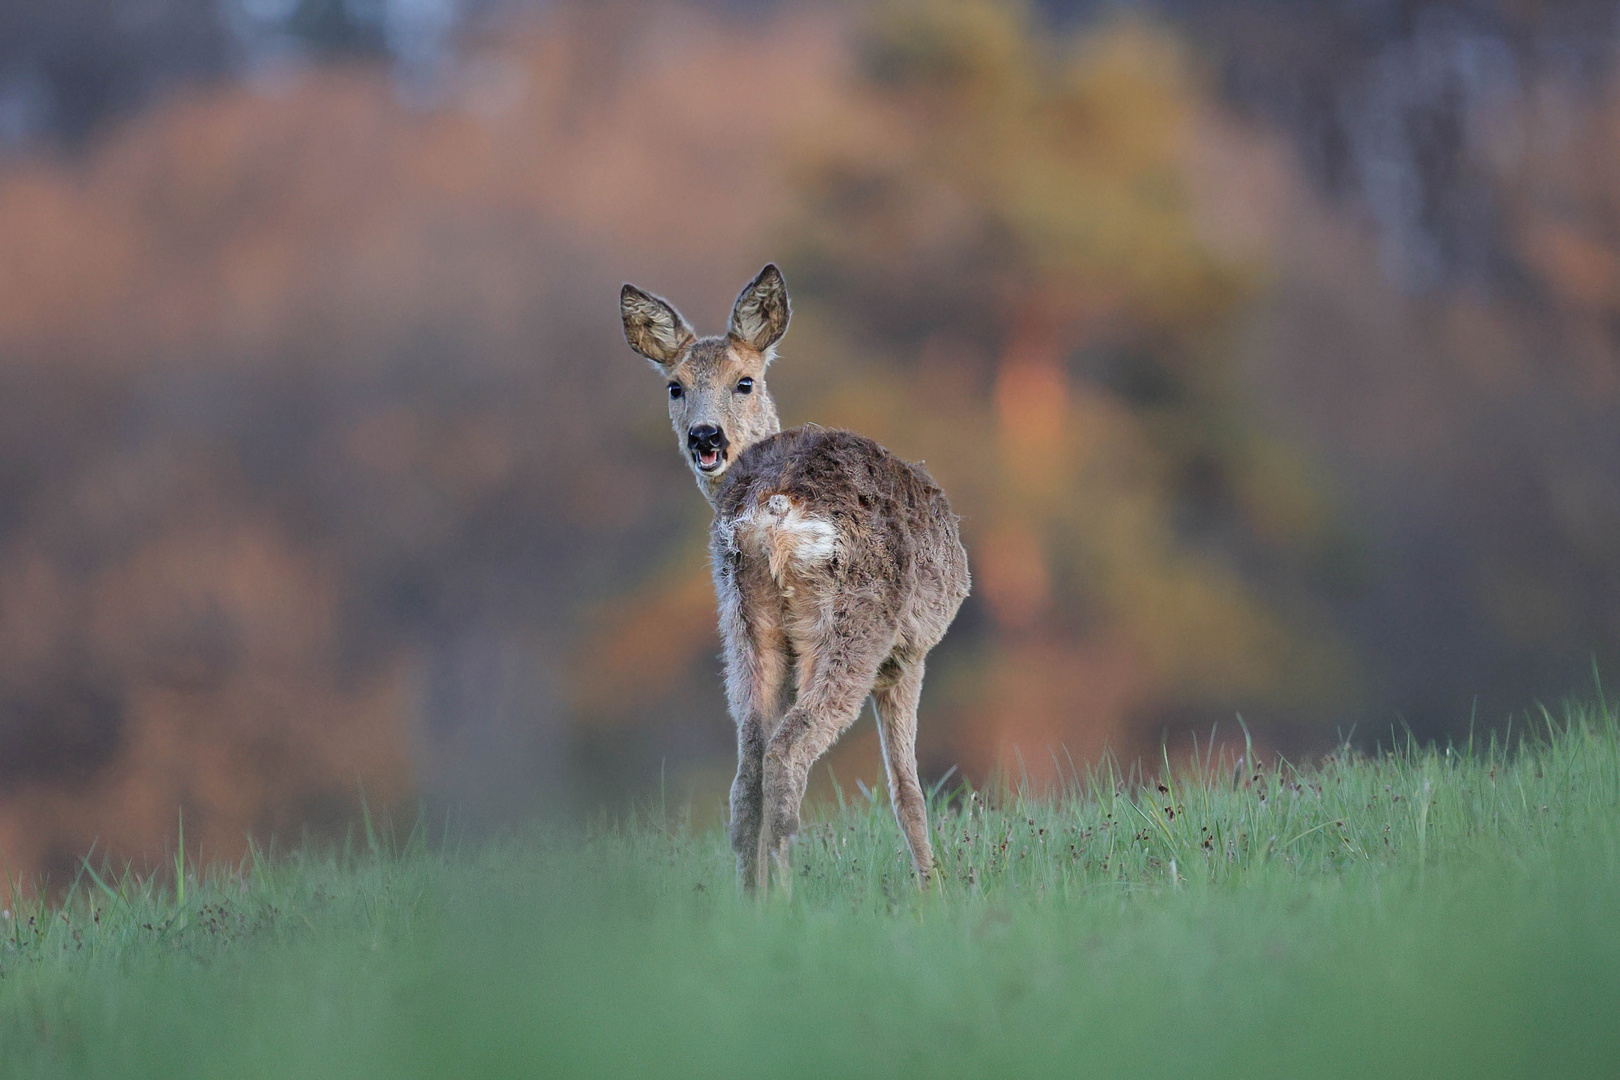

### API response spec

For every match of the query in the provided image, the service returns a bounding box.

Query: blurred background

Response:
[1,0,1617,882]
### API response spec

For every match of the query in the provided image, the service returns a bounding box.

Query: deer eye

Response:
[668,383,683,400]
[735,377,754,395]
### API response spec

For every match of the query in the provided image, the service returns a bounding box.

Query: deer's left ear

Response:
[728,264,790,353]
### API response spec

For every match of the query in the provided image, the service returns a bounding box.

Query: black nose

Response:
[688,424,729,453]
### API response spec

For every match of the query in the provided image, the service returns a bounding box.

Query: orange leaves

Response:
[977,523,1050,630]
[995,353,1068,480]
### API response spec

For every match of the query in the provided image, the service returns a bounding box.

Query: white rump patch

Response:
[730,494,841,582]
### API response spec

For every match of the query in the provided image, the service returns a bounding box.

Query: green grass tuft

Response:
[4,701,1619,1079]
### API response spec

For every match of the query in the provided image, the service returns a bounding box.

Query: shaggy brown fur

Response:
[620,266,970,891]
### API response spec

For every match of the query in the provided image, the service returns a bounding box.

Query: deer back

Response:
[711,427,969,653]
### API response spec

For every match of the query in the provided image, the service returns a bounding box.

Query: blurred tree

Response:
[1,0,1617,885]
[0,2,850,882]
[724,0,1359,770]
[0,0,231,146]
[0,0,429,150]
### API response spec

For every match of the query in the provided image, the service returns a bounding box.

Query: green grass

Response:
[4,702,1620,1079]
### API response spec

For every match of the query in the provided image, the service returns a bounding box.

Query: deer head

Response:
[621,264,790,503]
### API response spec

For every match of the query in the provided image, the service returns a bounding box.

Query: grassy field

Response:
[4,703,1619,1079]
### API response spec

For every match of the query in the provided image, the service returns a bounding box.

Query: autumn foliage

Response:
[1,1,1617,883]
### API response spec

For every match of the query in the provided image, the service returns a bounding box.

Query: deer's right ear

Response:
[621,284,695,368]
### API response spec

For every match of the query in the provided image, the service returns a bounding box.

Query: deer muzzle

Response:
[688,424,730,472]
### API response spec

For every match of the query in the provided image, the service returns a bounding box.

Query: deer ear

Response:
[727,264,790,353]
[621,284,695,367]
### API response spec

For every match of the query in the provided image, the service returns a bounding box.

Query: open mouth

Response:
[687,424,730,474]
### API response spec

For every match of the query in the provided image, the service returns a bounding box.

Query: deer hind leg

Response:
[722,595,789,892]
[873,656,936,886]
[758,620,893,894]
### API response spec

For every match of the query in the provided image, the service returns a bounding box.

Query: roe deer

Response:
[620,264,970,891]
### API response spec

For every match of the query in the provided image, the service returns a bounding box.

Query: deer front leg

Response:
[720,591,788,892]
[758,622,892,894]
[729,717,766,890]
